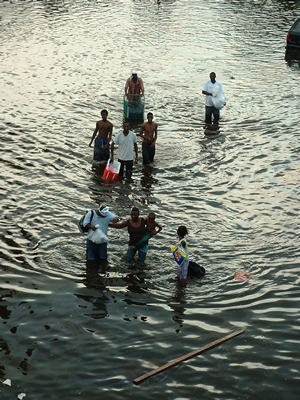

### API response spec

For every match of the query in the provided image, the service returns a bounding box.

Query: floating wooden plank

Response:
[133,328,245,385]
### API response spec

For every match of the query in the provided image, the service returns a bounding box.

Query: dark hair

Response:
[177,225,188,237]
[148,212,155,219]
[101,109,108,115]
[131,207,139,213]
[147,112,153,117]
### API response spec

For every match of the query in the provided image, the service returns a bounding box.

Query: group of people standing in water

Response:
[89,109,157,179]
[82,72,218,281]
[82,204,190,281]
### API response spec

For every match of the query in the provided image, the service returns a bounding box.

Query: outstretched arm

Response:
[109,220,128,229]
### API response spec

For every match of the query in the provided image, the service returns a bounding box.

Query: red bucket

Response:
[103,160,121,180]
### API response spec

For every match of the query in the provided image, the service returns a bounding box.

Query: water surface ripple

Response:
[0,0,299,399]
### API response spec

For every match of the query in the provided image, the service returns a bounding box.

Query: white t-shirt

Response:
[203,80,223,107]
[83,210,116,236]
[113,130,137,161]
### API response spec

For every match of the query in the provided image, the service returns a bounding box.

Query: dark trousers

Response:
[94,138,109,161]
[142,142,155,165]
[205,106,220,122]
[118,159,133,178]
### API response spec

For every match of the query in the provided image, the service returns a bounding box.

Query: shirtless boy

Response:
[145,212,162,236]
[139,112,158,165]
[89,109,113,161]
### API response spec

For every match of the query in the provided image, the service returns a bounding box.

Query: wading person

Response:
[176,225,189,282]
[83,205,118,262]
[110,122,138,179]
[89,109,113,161]
[139,112,157,166]
[202,72,224,123]
[110,207,149,262]
[125,72,144,101]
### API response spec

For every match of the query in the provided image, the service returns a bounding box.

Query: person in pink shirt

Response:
[125,72,144,101]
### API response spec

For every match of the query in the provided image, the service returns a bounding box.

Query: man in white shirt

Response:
[202,72,224,123]
[83,205,118,262]
[110,122,138,178]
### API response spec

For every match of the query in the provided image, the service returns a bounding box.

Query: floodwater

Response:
[0,0,300,399]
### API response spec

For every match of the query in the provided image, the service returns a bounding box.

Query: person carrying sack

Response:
[82,205,118,261]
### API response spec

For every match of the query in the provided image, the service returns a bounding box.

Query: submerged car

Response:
[286,18,300,49]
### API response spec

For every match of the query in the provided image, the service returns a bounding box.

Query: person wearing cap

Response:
[125,73,144,101]
[202,72,224,123]
[89,109,113,161]
[83,205,118,261]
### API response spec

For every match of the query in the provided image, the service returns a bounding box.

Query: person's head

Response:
[148,212,156,223]
[147,112,153,123]
[210,72,216,83]
[177,225,188,238]
[98,204,110,217]
[101,109,108,120]
[131,207,140,221]
[123,121,130,134]
[131,72,138,82]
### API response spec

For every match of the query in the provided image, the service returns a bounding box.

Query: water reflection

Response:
[203,121,221,136]
[169,289,187,333]
[140,166,159,205]
[79,260,152,319]
[77,261,109,319]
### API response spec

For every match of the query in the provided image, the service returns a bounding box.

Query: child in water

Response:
[145,212,162,235]
[177,226,189,281]
[135,212,162,250]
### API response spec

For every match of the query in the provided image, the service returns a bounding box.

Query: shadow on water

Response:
[75,260,110,319]
[203,120,221,137]
[168,282,187,333]
[140,166,159,205]
[78,260,152,319]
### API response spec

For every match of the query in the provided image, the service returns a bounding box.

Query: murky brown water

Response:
[1,0,300,399]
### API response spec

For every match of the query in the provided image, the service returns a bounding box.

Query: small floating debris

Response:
[2,379,11,386]
[18,393,26,400]
[235,271,252,281]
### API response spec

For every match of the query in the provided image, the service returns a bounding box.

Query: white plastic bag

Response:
[87,225,109,244]
[212,85,226,110]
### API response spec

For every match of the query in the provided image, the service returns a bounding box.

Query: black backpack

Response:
[188,261,205,278]
[78,210,94,233]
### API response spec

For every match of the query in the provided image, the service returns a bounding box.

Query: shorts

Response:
[177,259,189,280]
[94,137,109,161]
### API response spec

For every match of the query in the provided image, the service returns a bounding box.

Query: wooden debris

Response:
[133,328,245,385]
